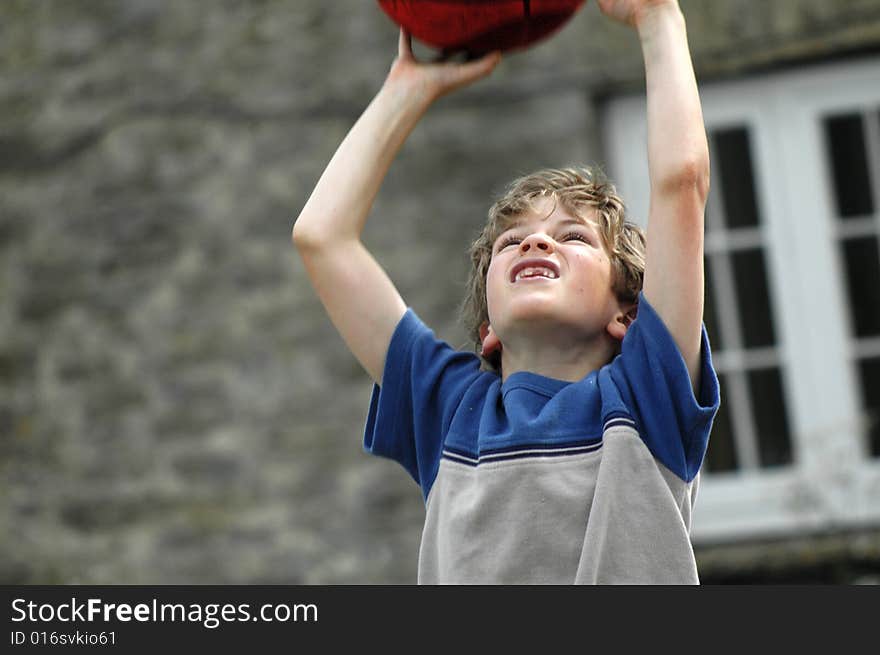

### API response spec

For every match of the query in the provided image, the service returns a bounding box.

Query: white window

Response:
[603,57,880,543]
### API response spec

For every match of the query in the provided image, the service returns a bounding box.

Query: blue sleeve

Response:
[606,292,720,482]
[363,309,484,499]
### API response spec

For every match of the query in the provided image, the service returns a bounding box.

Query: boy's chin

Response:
[504,298,590,322]
[501,306,596,334]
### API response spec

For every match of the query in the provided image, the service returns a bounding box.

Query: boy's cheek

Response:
[484,267,507,312]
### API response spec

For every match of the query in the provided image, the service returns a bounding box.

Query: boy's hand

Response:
[596,0,680,29]
[385,28,501,104]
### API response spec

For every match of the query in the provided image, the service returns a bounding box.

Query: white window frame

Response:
[703,128,789,473]
[602,56,880,543]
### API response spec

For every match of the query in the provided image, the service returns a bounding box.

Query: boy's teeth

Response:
[516,267,558,281]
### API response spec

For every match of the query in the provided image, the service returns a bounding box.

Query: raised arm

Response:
[292,31,500,384]
[598,0,710,390]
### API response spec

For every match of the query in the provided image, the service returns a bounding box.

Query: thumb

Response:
[448,51,502,88]
[461,50,502,80]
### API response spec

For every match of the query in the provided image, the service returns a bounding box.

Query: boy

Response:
[293,0,719,583]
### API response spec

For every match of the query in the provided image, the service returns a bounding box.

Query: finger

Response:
[398,27,413,60]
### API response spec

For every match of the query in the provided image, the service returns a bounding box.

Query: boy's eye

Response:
[496,235,522,251]
[561,231,590,244]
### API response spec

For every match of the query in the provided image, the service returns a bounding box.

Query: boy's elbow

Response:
[291,218,326,252]
[291,221,308,249]
[657,157,710,203]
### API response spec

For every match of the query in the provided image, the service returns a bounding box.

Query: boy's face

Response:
[484,196,625,354]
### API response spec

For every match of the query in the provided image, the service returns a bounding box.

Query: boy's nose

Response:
[519,233,554,253]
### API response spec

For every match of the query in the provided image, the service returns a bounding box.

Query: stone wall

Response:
[2,0,879,584]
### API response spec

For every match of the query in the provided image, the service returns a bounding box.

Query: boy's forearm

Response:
[292,81,433,248]
[637,3,709,195]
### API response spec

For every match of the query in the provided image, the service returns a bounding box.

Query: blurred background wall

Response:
[2,0,880,584]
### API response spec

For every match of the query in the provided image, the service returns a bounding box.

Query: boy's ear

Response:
[606,303,638,342]
[479,322,502,358]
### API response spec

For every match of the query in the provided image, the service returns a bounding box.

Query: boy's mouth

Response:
[510,258,560,283]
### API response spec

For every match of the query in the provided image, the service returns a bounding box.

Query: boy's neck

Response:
[499,335,616,383]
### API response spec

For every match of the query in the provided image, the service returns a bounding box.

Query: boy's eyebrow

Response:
[502,215,592,232]
[555,216,599,233]
[559,217,592,228]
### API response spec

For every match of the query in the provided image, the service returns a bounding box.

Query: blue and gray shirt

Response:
[364,292,720,584]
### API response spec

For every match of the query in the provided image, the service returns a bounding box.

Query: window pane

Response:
[824,113,875,218]
[705,374,737,473]
[841,236,880,338]
[703,258,724,350]
[714,127,761,229]
[856,358,880,458]
[748,367,793,468]
[731,249,776,348]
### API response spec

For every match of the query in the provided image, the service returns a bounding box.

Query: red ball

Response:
[378,0,586,55]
